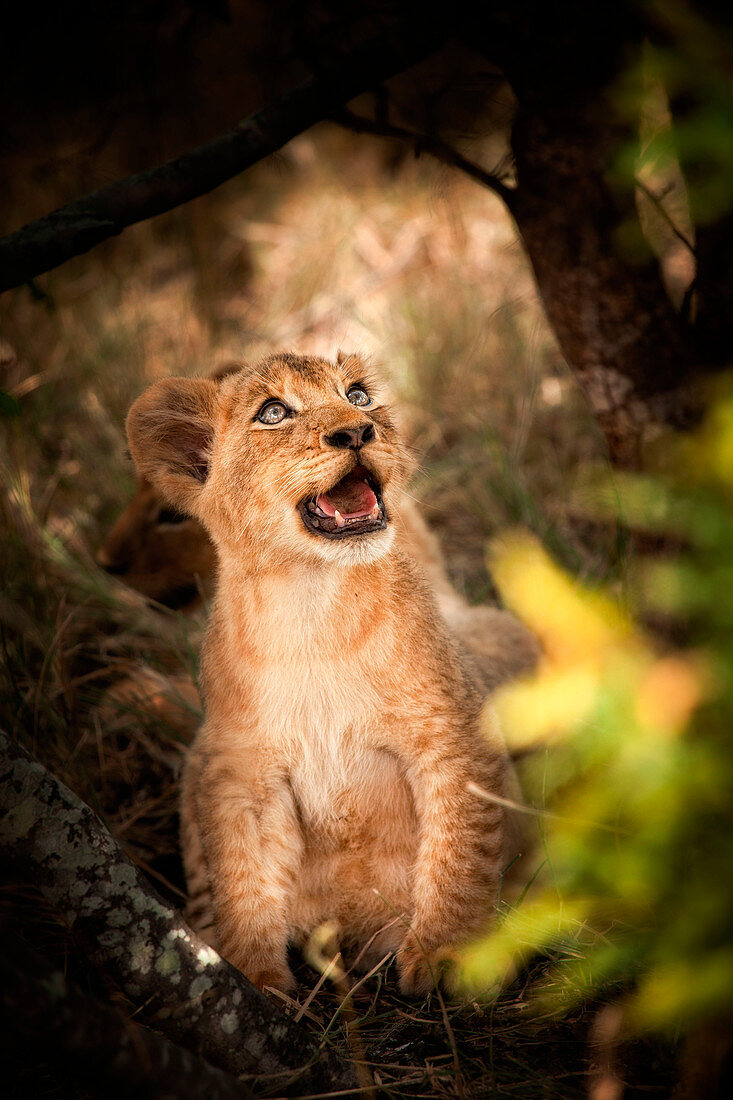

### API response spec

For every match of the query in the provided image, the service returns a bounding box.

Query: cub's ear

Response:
[126,377,219,513]
[336,349,359,369]
[208,359,247,382]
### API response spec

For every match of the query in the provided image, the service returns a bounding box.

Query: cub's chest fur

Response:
[244,614,392,825]
[217,566,412,828]
[219,564,391,741]
[291,737,413,844]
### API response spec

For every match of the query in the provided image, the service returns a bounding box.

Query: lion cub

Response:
[127,353,509,995]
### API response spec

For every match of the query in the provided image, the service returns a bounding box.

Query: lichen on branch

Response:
[0,730,356,1095]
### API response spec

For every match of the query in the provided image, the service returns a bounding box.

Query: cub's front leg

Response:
[398,713,506,995]
[180,743,218,946]
[188,745,303,993]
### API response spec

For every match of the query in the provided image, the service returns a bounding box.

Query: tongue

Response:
[317,469,377,519]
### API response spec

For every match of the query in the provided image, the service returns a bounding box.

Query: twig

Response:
[265,985,323,1025]
[466,780,627,834]
[296,954,344,1023]
[635,177,696,255]
[333,107,515,206]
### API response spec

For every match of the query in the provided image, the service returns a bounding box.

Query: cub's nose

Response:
[323,422,375,449]
[96,547,130,576]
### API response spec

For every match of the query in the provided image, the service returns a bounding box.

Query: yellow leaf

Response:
[492,662,601,748]
[635,654,705,736]
[489,533,632,665]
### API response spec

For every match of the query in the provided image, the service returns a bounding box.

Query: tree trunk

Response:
[508,97,697,467]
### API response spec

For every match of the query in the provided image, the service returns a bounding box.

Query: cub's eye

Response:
[257,400,289,425]
[156,507,187,526]
[347,386,371,407]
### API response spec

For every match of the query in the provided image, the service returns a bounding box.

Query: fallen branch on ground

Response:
[0,730,357,1095]
[1,933,254,1100]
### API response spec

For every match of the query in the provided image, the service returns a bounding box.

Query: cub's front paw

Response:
[397,934,455,997]
[248,965,296,996]
[221,940,295,996]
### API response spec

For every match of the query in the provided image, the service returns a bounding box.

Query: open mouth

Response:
[298,465,387,539]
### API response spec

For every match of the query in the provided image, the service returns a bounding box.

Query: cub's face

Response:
[96,476,216,609]
[126,354,411,567]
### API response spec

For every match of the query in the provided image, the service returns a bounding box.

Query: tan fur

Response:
[98,666,202,738]
[127,353,516,994]
[96,475,218,608]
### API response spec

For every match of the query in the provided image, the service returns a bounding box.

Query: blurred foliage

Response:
[609,0,732,307]
[461,384,733,1040]
[642,0,733,228]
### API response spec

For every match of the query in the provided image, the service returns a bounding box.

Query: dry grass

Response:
[0,125,648,1097]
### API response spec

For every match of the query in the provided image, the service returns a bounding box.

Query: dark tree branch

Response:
[333,107,515,203]
[0,24,451,294]
[0,730,356,1096]
[1,933,254,1100]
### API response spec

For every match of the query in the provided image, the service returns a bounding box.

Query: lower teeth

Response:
[304,502,382,530]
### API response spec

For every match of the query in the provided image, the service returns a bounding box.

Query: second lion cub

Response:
[127,352,511,995]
